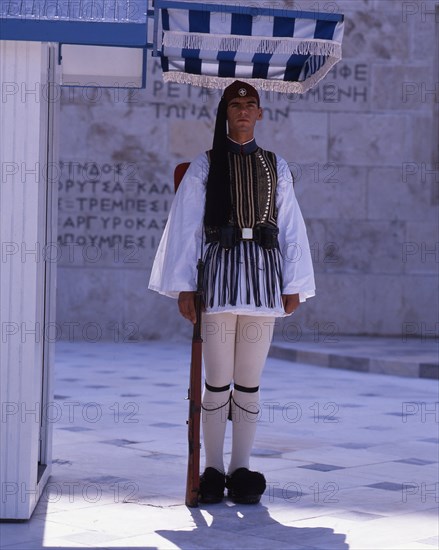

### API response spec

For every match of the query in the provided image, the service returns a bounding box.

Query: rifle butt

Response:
[185,258,204,507]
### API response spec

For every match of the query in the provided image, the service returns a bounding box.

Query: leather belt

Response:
[205,225,279,250]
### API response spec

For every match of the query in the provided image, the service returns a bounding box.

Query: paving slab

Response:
[0,340,438,550]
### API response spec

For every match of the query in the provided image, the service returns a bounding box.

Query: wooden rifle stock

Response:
[185,258,204,507]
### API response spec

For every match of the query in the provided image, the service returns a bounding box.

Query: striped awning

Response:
[157,1,344,94]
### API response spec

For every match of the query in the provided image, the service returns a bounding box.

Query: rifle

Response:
[185,258,204,507]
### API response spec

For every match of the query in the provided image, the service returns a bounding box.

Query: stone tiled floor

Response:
[1,340,438,549]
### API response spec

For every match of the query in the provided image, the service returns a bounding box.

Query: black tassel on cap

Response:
[204,97,230,227]
[204,81,260,228]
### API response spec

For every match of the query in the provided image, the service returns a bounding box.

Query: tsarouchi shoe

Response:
[198,467,226,504]
[226,467,266,504]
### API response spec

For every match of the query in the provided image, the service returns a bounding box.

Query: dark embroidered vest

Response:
[205,141,278,233]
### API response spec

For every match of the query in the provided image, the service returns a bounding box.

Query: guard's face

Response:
[227,97,263,135]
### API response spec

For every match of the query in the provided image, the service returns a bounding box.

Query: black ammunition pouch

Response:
[253,225,279,249]
[205,225,279,250]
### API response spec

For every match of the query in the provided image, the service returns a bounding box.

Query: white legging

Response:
[201,312,275,474]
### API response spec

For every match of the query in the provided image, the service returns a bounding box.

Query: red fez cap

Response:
[222,80,260,106]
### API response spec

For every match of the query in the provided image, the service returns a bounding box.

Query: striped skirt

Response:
[202,240,286,317]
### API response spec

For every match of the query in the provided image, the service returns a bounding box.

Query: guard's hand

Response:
[178,291,197,324]
[282,293,300,314]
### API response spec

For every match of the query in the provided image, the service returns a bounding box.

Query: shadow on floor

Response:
[157,503,349,550]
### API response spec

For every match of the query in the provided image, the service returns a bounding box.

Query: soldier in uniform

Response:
[149,81,315,504]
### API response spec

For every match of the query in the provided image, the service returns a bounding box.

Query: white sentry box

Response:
[0,40,59,520]
[0,38,145,520]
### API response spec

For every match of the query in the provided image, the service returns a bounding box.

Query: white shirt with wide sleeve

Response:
[149,153,207,298]
[276,157,316,303]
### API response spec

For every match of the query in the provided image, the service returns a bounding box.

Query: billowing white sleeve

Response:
[276,156,316,303]
[148,153,208,299]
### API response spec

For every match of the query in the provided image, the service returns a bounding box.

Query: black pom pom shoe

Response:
[226,467,266,504]
[199,467,226,504]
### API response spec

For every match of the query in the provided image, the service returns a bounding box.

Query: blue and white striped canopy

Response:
[158,1,344,94]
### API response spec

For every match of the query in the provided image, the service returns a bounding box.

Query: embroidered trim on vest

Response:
[229,148,278,229]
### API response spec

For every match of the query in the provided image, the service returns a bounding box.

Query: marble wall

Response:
[56,0,439,342]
